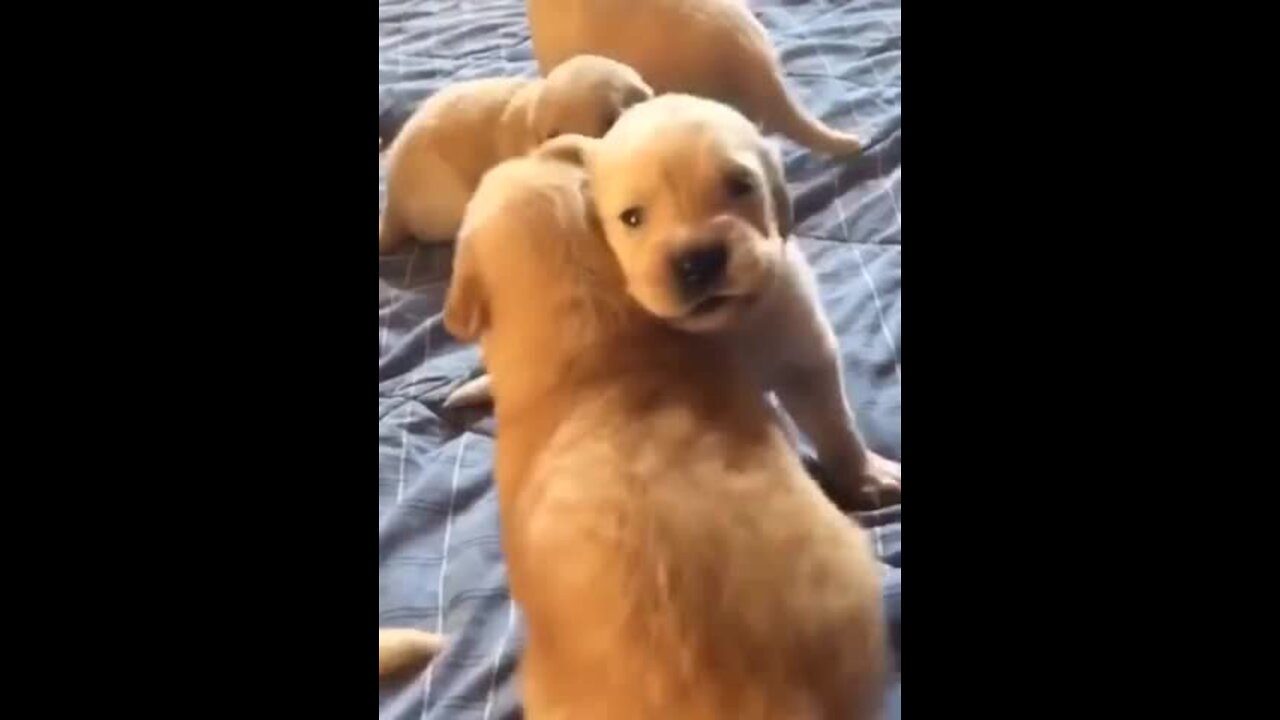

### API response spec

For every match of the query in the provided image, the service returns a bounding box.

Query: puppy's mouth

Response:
[689,294,734,316]
[681,291,759,322]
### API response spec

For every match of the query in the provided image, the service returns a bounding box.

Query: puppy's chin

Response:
[668,292,757,333]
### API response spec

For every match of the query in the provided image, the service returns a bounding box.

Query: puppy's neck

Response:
[484,282,661,420]
[709,244,801,343]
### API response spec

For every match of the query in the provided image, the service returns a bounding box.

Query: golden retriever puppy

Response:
[588,94,900,508]
[378,54,652,253]
[442,140,886,719]
[377,628,444,678]
[526,0,862,156]
[447,94,899,510]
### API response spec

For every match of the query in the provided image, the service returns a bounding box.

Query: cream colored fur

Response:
[526,0,863,156]
[447,95,899,510]
[379,55,652,253]
[442,139,886,719]
[377,628,445,678]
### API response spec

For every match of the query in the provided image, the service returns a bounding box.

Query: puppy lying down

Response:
[378,54,652,253]
[442,139,887,719]
[527,0,863,156]
[447,94,900,511]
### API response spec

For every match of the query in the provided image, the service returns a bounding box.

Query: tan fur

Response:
[377,628,445,678]
[527,0,862,156]
[447,96,900,509]
[442,141,886,719]
[379,55,652,253]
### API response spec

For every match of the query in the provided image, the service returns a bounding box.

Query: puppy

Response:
[448,94,900,510]
[444,139,886,719]
[526,0,862,156]
[377,628,444,678]
[378,54,652,253]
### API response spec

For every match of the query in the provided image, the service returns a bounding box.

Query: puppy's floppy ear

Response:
[757,139,793,238]
[443,237,488,342]
[535,133,598,167]
[621,80,654,110]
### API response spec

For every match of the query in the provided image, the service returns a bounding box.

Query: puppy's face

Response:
[530,55,654,147]
[443,137,612,344]
[588,94,792,332]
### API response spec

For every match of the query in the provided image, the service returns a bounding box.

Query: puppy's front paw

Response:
[851,452,901,509]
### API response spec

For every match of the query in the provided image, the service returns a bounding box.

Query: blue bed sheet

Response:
[379,1,902,717]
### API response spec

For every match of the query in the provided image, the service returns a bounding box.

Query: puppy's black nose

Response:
[671,243,728,299]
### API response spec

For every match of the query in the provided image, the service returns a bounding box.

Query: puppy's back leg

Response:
[443,374,494,409]
[396,159,474,244]
[378,628,445,678]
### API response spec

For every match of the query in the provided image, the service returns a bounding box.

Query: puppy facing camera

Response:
[590,94,791,333]
[445,93,901,512]
[587,94,900,509]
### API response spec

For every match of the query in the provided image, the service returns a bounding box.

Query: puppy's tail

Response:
[756,72,863,157]
[379,628,445,678]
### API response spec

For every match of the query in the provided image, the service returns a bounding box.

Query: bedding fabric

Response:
[379,1,902,717]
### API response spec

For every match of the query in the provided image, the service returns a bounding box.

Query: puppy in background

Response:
[527,0,863,156]
[448,94,900,510]
[378,54,652,253]
[444,138,886,719]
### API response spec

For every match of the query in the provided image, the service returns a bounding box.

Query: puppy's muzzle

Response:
[671,243,729,301]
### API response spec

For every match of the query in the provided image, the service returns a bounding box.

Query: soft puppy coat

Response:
[378,54,652,253]
[442,140,887,719]
[526,0,863,156]
[447,94,900,510]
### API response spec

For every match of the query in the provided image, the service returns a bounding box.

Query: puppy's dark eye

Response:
[619,207,644,228]
[724,171,755,199]
[546,129,561,142]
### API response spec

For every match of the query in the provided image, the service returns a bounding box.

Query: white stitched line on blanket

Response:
[396,428,409,504]
[421,431,468,717]
[378,239,420,359]
[852,246,901,383]
[378,6,413,357]
[863,52,902,227]
[775,5,902,383]
[482,600,518,720]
